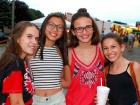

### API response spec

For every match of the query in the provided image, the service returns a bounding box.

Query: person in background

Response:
[101,32,140,105]
[30,12,68,105]
[0,21,39,105]
[137,34,140,46]
[65,8,105,105]
[122,32,128,49]
[128,32,135,51]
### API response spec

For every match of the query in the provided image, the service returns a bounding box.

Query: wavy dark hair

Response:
[69,8,100,47]
[0,21,39,70]
[38,12,68,65]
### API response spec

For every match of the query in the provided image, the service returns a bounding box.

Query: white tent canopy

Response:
[31,17,71,28]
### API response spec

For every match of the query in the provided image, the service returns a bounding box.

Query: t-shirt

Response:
[1,58,34,105]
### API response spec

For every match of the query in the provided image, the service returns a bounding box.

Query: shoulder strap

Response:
[104,65,109,78]
[104,65,110,86]
[130,62,140,104]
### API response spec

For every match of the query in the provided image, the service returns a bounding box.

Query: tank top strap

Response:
[126,63,130,71]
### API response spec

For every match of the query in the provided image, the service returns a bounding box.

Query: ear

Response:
[121,44,125,52]
[17,38,20,44]
[72,29,76,36]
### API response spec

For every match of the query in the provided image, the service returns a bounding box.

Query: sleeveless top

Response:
[66,45,104,105]
[107,64,137,105]
[30,46,63,89]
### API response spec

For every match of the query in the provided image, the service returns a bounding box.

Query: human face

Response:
[73,17,93,43]
[102,38,125,62]
[17,26,39,59]
[45,17,64,43]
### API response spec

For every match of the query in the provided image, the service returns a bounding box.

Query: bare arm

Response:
[9,93,24,105]
[133,61,140,95]
[61,65,71,88]
[61,48,72,88]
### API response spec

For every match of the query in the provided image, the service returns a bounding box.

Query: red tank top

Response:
[66,45,105,105]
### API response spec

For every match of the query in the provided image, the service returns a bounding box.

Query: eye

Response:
[86,25,92,29]
[111,45,116,48]
[58,26,63,30]
[103,47,108,50]
[48,23,54,28]
[27,34,32,39]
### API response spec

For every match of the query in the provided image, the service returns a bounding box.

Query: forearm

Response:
[61,65,71,88]
[10,93,25,105]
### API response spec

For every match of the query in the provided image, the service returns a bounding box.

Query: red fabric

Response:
[3,97,32,105]
[25,98,33,105]
[66,46,105,105]
[1,60,33,105]
[2,71,23,93]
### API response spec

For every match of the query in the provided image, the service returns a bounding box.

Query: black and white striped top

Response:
[30,46,63,89]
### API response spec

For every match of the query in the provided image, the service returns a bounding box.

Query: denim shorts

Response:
[32,90,66,105]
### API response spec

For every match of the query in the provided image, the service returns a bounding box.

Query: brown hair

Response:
[0,21,39,70]
[101,32,124,46]
[68,8,100,47]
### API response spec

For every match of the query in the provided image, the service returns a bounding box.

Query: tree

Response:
[0,0,45,31]
[29,9,44,20]
[14,0,32,23]
[0,0,11,31]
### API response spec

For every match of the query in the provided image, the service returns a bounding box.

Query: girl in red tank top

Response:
[64,8,105,105]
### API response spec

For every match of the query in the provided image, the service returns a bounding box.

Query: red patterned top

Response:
[66,45,105,105]
[1,58,34,105]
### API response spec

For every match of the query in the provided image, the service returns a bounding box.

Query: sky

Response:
[21,0,140,26]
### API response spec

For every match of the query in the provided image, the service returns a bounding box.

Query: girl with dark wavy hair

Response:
[30,12,68,105]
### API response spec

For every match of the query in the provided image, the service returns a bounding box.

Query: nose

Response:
[52,26,58,32]
[82,28,87,33]
[107,48,112,54]
[32,38,39,46]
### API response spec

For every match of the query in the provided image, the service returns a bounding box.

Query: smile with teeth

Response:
[108,54,115,59]
[81,35,89,39]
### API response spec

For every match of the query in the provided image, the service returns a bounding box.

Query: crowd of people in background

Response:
[0,8,140,105]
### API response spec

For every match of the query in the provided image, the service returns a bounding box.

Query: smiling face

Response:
[45,17,64,45]
[102,38,125,63]
[72,17,94,44]
[17,26,39,59]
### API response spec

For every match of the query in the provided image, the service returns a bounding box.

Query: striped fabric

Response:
[30,46,63,89]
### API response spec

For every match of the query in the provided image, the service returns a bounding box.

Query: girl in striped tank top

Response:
[65,8,105,105]
[30,12,68,105]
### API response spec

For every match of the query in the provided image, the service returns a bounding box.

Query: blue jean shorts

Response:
[32,90,66,105]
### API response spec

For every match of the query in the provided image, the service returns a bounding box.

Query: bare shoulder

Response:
[98,42,105,60]
[68,48,72,65]
[56,46,62,57]
[132,61,140,73]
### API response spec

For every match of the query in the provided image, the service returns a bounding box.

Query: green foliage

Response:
[29,9,44,20]
[0,0,11,28]
[0,0,45,31]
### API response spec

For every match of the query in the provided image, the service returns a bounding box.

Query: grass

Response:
[0,44,7,48]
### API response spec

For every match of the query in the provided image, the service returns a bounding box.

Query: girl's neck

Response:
[110,57,130,74]
[111,57,129,67]
[45,40,55,47]
[78,41,93,49]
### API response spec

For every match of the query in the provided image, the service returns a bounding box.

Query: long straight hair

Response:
[0,21,39,70]
[38,12,68,65]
